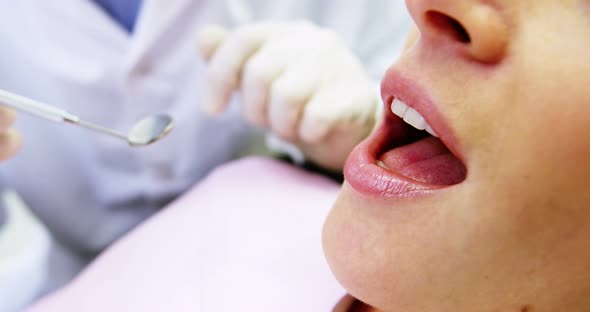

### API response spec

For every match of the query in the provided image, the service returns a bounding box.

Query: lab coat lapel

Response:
[47,0,130,52]
[126,0,196,67]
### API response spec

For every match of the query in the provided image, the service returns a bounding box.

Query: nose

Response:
[406,0,509,63]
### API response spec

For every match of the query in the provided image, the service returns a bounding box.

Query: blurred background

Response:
[0,1,412,311]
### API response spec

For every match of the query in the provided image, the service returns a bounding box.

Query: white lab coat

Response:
[0,0,411,293]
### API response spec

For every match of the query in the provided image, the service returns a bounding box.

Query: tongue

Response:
[379,137,466,185]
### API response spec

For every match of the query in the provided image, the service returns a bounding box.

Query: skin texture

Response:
[323,0,590,311]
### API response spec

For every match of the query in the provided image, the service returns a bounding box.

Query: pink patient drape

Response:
[28,157,346,311]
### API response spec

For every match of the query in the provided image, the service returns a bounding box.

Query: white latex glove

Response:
[198,21,380,171]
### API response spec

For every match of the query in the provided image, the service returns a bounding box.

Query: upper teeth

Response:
[390,98,438,137]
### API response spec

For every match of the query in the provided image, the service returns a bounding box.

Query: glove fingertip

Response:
[198,25,228,61]
[0,129,21,161]
[202,97,229,117]
[0,107,16,132]
[201,86,229,116]
[299,117,331,144]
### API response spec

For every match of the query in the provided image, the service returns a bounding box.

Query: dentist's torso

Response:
[0,0,409,260]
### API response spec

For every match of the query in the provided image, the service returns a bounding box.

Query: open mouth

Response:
[344,72,467,198]
[378,97,466,186]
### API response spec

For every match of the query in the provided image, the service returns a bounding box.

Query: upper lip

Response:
[380,69,464,163]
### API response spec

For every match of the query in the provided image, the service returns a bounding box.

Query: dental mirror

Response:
[77,114,174,147]
[126,114,174,146]
[0,88,174,147]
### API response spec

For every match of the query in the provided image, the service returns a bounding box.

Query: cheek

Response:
[499,4,590,194]
[458,10,590,236]
[481,36,590,228]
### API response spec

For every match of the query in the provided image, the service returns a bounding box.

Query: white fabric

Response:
[0,190,50,312]
[0,0,412,291]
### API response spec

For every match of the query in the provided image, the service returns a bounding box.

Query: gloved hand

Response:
[198,21,380,171]
[0,106,20,161]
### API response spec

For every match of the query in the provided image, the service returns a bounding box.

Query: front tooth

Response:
[425,125,439,138]
[403,108,427,130]
[377,160,390,170]
[391,98,439,137]
[390,98,409,118]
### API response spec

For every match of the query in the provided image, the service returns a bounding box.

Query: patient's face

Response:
[323,0,590,311]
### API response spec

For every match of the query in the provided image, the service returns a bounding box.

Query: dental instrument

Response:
[0,89,174,147]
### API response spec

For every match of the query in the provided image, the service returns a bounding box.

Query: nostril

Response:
[425,10,471,44]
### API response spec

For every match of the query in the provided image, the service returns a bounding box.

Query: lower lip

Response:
[344,121,446,198]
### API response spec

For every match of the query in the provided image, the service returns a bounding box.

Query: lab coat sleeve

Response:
[0,196,5,227]
[0,190,51,312]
